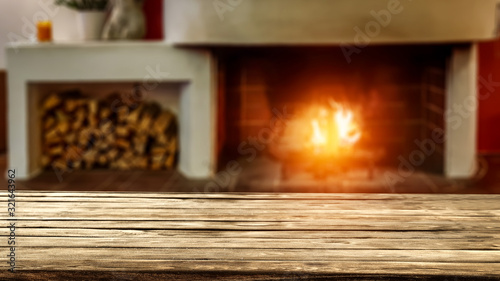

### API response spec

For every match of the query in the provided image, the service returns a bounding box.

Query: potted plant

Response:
[55,0,109,41]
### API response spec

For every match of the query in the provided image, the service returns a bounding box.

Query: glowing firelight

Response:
[335,108,361,145]
[311,119,327,146]
[309,103,362,153]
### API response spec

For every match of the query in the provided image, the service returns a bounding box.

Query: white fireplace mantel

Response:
[6,42,216,180]
[165,0,498,45]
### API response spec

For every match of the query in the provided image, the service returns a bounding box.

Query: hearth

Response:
[269,101,380,181]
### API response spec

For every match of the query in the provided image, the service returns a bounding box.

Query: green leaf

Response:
[54,0,109,11]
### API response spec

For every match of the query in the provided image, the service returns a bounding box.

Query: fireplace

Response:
[170,0,493,189]
[213,45,479,192]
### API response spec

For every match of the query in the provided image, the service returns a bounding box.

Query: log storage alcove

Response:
[1,191,499,279]
[40,90,179,172]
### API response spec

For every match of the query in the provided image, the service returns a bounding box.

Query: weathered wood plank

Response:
[11,261,500,277]
[4,191,498,201]
[11,206,500,217]
[7,206,500,219]
[9,237,500,250]
[4,220,499,232]
[6,229,499,239]
[7,248,500,263]
[6,199,500,211]
[4,216,500,227]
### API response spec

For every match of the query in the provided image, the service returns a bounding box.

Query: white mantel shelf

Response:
[8,41,169,49]
[6,42,216,180]
[165,0,498,45]
[5,42,208,83]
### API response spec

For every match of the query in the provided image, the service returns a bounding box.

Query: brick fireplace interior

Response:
[217,45,449,173]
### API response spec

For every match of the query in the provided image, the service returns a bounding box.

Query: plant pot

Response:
[76,11,106,41]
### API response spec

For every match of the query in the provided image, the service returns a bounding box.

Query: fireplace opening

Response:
[216,45,453,192]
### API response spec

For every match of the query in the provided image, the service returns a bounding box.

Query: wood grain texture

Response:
[1,191,499,278]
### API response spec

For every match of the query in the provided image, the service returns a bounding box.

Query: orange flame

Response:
[309,102,361,153]
[311,119,327,146]
[335,107,361,146]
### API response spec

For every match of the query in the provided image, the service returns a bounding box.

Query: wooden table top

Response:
[1,192,499,279]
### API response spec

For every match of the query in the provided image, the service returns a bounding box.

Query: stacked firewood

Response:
[41,90,178,171]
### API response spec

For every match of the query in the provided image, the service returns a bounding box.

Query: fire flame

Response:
[335,108,361,145]
[311,119,327,146]
[309,103,361,153]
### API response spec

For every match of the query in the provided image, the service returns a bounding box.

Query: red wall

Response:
[478,40,500,153]
[143,0,163,40]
